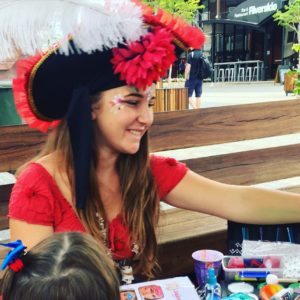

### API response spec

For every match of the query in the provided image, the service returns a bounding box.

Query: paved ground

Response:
[198,81,299,108]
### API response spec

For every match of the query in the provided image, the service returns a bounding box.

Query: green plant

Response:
[142,0,204,24]
[273,0,300,94]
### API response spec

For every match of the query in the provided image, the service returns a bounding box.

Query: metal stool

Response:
[225,68,234,81]
[237,67,245,81]
[217,68,225,82]
[253,66,259,81]
[245,67,252,81]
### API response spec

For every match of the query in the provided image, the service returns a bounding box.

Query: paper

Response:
[120,276,200,300]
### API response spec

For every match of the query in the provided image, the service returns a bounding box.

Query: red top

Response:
[9,155,187,260]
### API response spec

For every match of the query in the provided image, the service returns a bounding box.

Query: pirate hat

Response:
[1,0,205,208]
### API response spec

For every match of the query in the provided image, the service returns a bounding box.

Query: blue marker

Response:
[239,271,270,278]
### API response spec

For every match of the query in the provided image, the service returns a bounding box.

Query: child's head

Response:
[0,232,120,300]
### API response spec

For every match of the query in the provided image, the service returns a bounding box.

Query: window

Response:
[287,31,296,44]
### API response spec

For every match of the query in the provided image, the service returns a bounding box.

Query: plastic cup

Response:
[192,249,224,287]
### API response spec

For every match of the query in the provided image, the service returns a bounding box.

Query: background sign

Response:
[227,0,284,25]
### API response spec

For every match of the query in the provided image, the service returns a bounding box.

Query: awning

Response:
[227,0,284,25]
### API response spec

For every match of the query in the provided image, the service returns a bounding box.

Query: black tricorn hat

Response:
[10,1,205,209]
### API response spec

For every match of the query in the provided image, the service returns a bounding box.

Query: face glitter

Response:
[110,94,125,114]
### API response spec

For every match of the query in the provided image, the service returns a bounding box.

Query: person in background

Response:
[3,0,300,285]
[184,48,206,109]
[0,232,120,300]
[178,58,186,77]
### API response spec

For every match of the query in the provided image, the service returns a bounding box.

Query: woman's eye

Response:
[124,100,138,106]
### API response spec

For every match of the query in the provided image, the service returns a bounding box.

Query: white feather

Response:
[0,0,144,60]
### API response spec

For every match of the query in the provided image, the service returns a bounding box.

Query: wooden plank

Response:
[150,100,300,152]
[157,230,227,278]
[157,209,226,244]
[183,144,300,185]
[157,209,227,277]
[0,125,46,172]
[282,185,300,193]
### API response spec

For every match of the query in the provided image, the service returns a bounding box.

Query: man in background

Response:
[184,48,205,109]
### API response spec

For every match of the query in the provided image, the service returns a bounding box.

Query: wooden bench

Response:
[1,99,300,279]
[150,99,300,277]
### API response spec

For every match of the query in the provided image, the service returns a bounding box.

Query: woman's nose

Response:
[137,105,153,125]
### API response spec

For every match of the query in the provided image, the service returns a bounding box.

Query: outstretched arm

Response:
[164,170,300,225]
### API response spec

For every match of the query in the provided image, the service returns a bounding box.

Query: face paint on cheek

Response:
[144,85,155,101]
[110,94,125,114]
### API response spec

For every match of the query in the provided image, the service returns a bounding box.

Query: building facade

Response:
[199,0,294,80]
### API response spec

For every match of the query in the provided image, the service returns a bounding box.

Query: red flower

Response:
[111,27,176,90]
[108,216,133,260]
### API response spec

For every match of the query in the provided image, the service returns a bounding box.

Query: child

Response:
[0,232,120,300]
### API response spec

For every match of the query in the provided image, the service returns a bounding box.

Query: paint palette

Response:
[222,255,283,282]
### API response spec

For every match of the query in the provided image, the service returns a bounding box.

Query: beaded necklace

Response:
[96,212,139,284]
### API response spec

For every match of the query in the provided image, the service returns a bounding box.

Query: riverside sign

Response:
[227,0,284,25]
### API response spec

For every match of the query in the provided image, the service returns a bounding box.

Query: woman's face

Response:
[92,85,155,155]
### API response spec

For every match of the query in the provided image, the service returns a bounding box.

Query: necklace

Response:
[96,212,139,284]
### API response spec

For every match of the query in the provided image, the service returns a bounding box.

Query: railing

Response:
[213,60,264,82]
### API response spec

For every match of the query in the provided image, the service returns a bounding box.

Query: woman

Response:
[0,232,120,300]
[5,0,300,282]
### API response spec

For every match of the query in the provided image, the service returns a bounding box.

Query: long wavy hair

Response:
[18,92,160,278]
[0,232,120,300]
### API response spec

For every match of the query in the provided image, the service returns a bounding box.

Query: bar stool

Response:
[225,67,234,81]
[245,67,252,81]
[253,66,259,81]
[217,68,225,82]
[237,67,245,81]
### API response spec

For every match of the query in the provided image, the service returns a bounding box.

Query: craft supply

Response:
[270,288,293,300]
[228,282,254,294]
[226,256,281,269]
[234,274,263,282]
[228,256,245,268]
[259,284,283,300]
[267,274,300,284]
[205,268,221,300]
[222,292,258,300]
[192,250,223,287]
[289,283,300,297]
[239,271,270,278]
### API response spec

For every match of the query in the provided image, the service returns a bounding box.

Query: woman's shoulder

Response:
[150,155,188,199]
[9,157,73,227]
[150,155,187,171]
[16,161,54,186]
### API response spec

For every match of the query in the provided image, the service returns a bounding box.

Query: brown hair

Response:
[0,232,120,300]
[17,92,160,278]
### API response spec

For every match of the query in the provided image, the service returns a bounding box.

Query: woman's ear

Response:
[91,103,100,120]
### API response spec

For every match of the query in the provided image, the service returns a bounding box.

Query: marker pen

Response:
[239,271,270,278]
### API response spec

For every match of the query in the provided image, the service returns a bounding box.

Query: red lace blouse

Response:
[9,155,187,260]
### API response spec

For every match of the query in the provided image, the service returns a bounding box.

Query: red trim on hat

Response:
[133,1,206,50]
[12,54,61,133]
